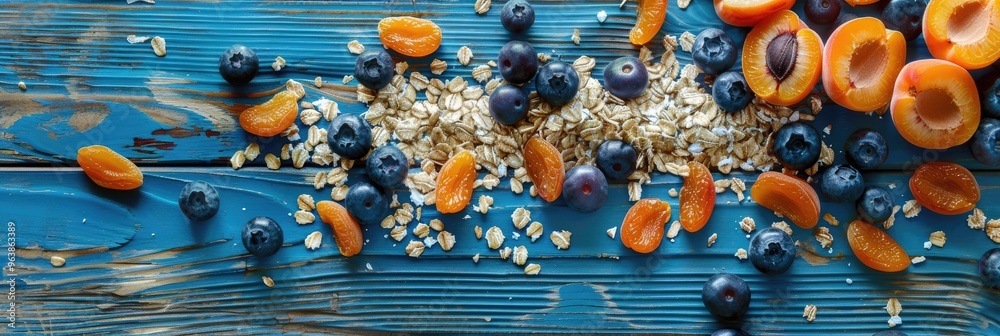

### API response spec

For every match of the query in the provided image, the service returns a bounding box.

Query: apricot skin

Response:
[714,0,795,27]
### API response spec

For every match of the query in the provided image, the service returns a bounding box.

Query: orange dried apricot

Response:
[378,16,442,58]
[317,200,364,257]
[239,90,298,137]
[523,137,564,202]
[847,220,909,272]
[620,199,672,253]
[629,0,668,45]
[749,171,820,229]
[680,162,715,232]
[436,150,477,214]
[909,162,980,215]
[77,145,143,190]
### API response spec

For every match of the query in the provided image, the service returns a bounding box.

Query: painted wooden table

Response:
[2,0,999,335]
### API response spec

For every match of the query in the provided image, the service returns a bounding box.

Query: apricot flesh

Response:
[749,171,820,229]
[713,0,795,27]
[910,162,980,215]
[743,10,823,106]
[890,59,980,149]
[822,17,906,112]
[923,0,1000,70]
[847,220,910,273]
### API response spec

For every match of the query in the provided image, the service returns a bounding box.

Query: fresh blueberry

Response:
[981,77,1000,119]
[971,118,1000,166]
[770,121,822,171]
[805,0,841,25]
[561,165,609,213]
[219,45,259,85]
[845,128,889,170]
[820,164,865,202]
[692,28,738,75]
[873,331,908,336]
[712,329,750,336]
[178,181,220,220]
[500,0,535,33]
[489,84,530,125]
[345,181,391,226]
[354,50,394,90]
[834,13,858,28]
[327,114,373,160]
[242,216,283,257]
[366,145,408,189]
[749,227,795,275]
[881,0,926,41]
[596,140,638,180]
[535,61,579,106]
[498,40,538,84]
[713,71,754,113]
[701,273,751,319]
[856,186,894,224]
[602,57,649,99]
[979,248,1000,289]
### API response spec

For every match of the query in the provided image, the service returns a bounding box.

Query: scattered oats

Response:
[550,230,572,250]
[928,231,946,247]
[475,225,483,239]
[597,10,608,22]
[678,0,691,9]
[342,75,355,84]
[50,256,66,267]
[294,210,316,225]
[886,298,902,317]
[884,205,901,230]
[230,150,246,170]
[473,253,480,263]
[429,219,445,231]
[678,31,696,52]
[666,221,682,239]
[313,171,328,190]
[511,207,531,229]
[313,76,323,88]
[707,233,718,247]
[668,188,678,197]
[380,215,396,229]
[571,28,581,45]
[472,64,492,83]
[347,40,365,54]
[126,34,150,44]
[846,278,853,285]
[430,59,448,75]
[607,227,617,239]
[299,108,322,126]
[911,256,926,264]
[390,225,407,241]
[510,179,524,194]
[987,219,1000,243]
[499,246,512,260]
[291,147,309,169]
[526,222,543,242]
[924,241,933,249]
[272,56,286,71]
[486,226,505,249]
[740,217,756,233]
[734,248,748,260]
[150,36,166,56]
[823,124,832,135]
[888,183,896,189]
[513,245,528,265]
[814,227,833,248]
[264,153,281,170]
[405,241,426,257]
[395,205,415,225]
[330,184,349,201]
[772,221,793,236]
[395,61,408,75]
[823,213,840,226]
[423,235,438,248]
[477,195,494,214]
[537,52,551,63]
[327,167,349,187]
[803,305,817,322]
[439,231,456,251]
[903,200,921,218]
[305,231,323,250]
[627,182,642,201]
[969,208,987,230]
[529,185,538,197]
[730,178,747,201]
[888,315,902,328]
[262,276,275,288]
[524,263,541,275]
[413,223,430,238]
[457,46,474,66]
[17,81,26,91]
[280,143,291,160]
[281,124,300,141]
[474,0,491,14]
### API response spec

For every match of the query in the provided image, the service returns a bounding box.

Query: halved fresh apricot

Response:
[620,199,672,254]
[910,162,980,215]
[436,150,477,214]
[630,0,668,45]
[239,90,298,137]
[713,0,795,27]
[317,200,363,257]
[822,17,907,112]
[923,0,1000,70]
[680,162,715,233]
[743,10,824,106]
[77,145,143,190]
[843,0,880,6]
[847,220,909,272]
[523,137,564,202]
[890,59,980,149]
[378,16,442,58]
[749,171,820,229]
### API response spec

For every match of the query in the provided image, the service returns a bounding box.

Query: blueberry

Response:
[834,13,858,28]
[873,331,908,336]
[327,114,373,160]
[489,84,530,125]
[366,145,409,189]
[219,45,259,85]
[881,0,926,41]
[178,181,220,220]
[602,57,649,99]
[535,61,579,106]
[354,50,394,90]
[979,248,1000,289]
[596,140,638,180]
[345,181,391,226]
[713,71,754,113]
[692,28,738,75]
[845,128,889,170]
[770,121,822,171]
[856,186,894,224]
[805,0,841,25]
[712,329,750,336]
[701,273,751,319]
[749,227,795,275]
[561,165,609,212]
[972,118,1000,166]
[981,77,1000,119]
[498,40,538,84]
[500,0,535,33]
[819,164,865,202]
[242,216,283,257]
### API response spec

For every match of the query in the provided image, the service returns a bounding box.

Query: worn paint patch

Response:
[67,102,111,132]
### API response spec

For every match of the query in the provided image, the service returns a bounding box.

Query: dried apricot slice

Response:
[436,150,477,214]
[239,90,298,137]
[630,0,668,45]
[523,137,564,202]
[77,145,143,190]
[749,171,820,229]
[909,162,980,215]
[620,199,672,253]
[847,220,909,272]
[317,200,363,257]
[378,16,442,57]
[680,162,715,232]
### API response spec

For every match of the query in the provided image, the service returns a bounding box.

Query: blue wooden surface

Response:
[1,0,1000,335]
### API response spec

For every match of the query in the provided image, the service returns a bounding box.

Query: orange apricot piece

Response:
[822,17,907,112]
[713,0,795,27]
[749,171,820,229]
[239,90,299,137]
[923,0,1000,70]
[620,199,672,254]
[317,201,364,257]
[847,220,910,272]
[77,145,143,190]
[378,16,442,57]
[679,162,715,233]
[890,59,980,150]
[523,137,564,202]
[435,150,477,214]
[630,0,668,45]
[909,162,980,215]
[843,0,880,6]
[743,10,823,106]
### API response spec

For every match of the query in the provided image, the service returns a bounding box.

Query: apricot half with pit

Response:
[743,10,823,106]
[822,17,906,112]
[923,0,1000,70]
[890,59,981,150]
